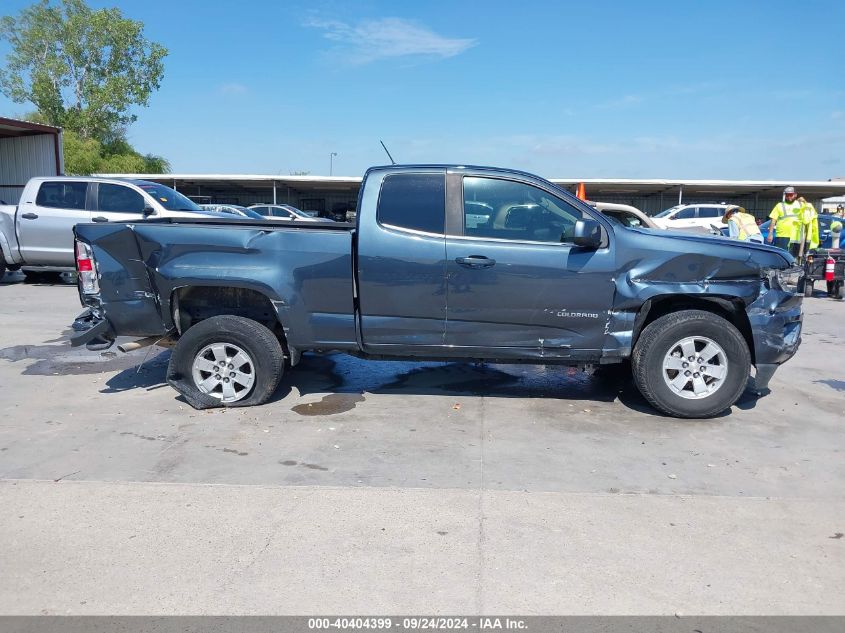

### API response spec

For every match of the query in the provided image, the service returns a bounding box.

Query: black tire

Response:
[0,260,5,279]
[632,310,751,418]
[835,282,845,301]
[167,315,284,409]
[803,279,814,297]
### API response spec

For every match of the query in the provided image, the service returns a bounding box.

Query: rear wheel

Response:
[0,260,5,279]
[168,315,284,408]
[632,310,751,418]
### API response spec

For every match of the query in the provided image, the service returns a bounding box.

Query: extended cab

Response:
[0,176,213,276]
[70,165,804,418]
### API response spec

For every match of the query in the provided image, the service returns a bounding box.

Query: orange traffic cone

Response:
[576,182,586,200]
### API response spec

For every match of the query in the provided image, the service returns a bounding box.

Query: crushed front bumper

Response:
[747,281,803,390]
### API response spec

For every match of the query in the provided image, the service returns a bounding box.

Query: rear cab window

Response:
[377,173,445,235]
[35,181,88,210]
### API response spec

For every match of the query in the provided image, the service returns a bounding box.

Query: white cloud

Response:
[306,17,477,65]
[219,82,248,95]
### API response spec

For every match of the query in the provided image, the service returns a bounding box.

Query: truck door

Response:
[443,172,617,358]
[356,169,448,352]
[90,182,149,224]
[18,180,92,266]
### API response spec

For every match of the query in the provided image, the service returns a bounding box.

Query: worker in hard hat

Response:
[723,206,763,243]
[766,186,818,256]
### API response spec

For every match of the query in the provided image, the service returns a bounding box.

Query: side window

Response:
[462,176,582,243]
[699,207,722,218]
[35,181,87,210]
[252,206,268,215]
[377,173,445,234]
[97,183,146,213]
[675,207,696,219]
[272,208,293,219]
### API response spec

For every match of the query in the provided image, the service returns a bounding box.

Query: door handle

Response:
[21,212,38,220]
[455,255,496,269]
[92,216,109,223]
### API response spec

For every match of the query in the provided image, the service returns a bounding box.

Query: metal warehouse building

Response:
[101,172,845,220]
[0,117,63,205]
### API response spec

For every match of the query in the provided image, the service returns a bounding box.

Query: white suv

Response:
[652,203,735,230]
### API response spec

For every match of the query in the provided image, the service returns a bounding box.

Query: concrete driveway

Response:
[0,271,843,614]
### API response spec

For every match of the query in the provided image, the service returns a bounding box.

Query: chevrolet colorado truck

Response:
[70,165,803,418]
[0,176,214,277]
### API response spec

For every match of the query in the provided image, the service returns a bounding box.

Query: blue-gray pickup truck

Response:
[71,165,803,418]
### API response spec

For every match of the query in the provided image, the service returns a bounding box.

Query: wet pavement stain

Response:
[277,459,329,471]
[221,448,248,456]
[813,379,845,392]
[289,353,624,403]
[120,432,163,441]
[0,340,168,378]
[292,393,365,416]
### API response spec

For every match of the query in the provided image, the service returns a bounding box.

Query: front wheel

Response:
[632,310,751,418]
[167,315,284,408]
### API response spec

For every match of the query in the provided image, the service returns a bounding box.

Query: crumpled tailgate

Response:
[73,223,170,338]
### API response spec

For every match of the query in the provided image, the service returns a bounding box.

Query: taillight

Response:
[75,240,99,294]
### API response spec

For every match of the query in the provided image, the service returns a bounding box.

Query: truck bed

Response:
[77,218,358,347]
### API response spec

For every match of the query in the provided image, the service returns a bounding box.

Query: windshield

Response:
[136,182,203,212]
[655,205,683,218]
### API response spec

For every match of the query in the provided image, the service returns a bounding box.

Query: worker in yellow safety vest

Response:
[766,186,818,256]
[723,206,763,243]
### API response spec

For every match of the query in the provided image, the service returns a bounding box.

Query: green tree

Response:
[0,0,167,142]
[61,128,172,175]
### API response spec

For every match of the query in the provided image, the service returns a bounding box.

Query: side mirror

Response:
[142,205,155,217]
[573,219,602,248]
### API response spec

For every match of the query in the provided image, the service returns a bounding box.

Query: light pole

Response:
[330,152,338,176]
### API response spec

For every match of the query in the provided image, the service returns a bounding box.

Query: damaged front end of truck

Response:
[602,235,804,392]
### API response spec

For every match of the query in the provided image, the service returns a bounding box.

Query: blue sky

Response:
[1,0,843,179]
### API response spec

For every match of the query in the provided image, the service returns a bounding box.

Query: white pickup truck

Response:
[0,176,214,278]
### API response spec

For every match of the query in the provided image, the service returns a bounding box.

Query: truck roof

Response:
[25,175,162,187]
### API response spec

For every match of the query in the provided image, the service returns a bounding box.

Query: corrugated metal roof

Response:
[0,116,62,138]
[97,172,845,197]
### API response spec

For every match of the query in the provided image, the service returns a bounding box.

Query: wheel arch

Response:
[170,285,287,349]
[632,294,755,365]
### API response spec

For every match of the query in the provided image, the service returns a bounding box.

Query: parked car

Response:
[0,177,216,277]
[198,204,266,220]
[248,204,332,222]
[652,203,735,231]
[590,201,659,229]
[71,164,803,419]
